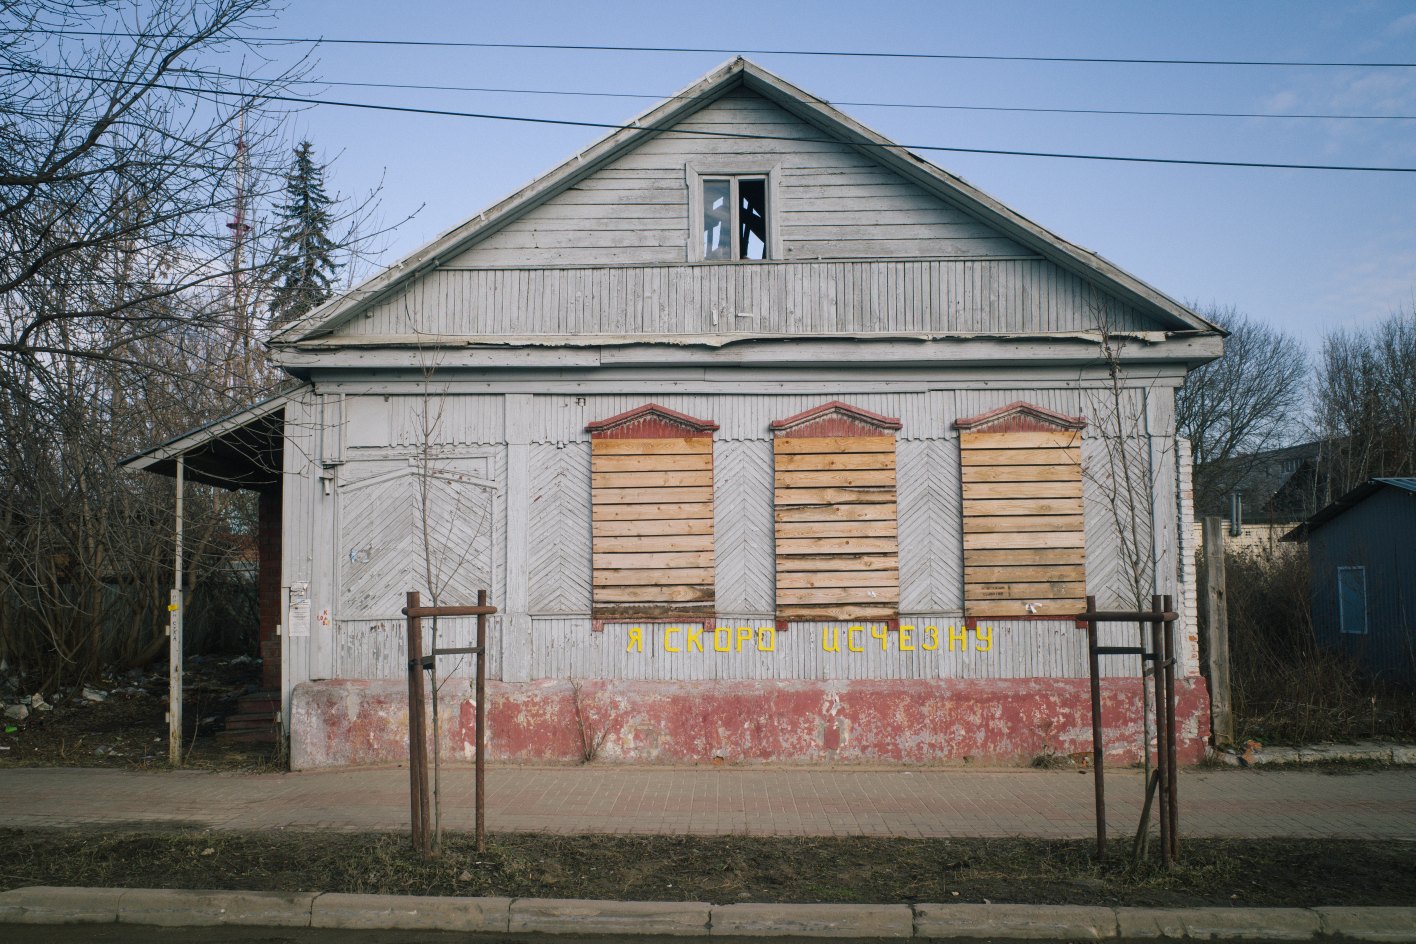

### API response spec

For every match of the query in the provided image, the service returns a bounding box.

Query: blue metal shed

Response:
[1286,478,1416,685]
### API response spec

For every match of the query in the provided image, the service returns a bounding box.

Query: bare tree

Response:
[1316,304,1416,495]
[1175,305,1307,513]
[0,2,388,694]
[1,1,291,365]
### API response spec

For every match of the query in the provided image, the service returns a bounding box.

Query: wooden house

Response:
[126,59,1223,767]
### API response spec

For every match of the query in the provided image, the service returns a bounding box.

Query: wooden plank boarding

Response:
[776,469,897,488]
[589,424,717,621]
[961,430,1081,450]
[961,464,1081,483]
[964,581,1086,601]
[961,447,1080,467]
[593,567,714,586]
[773,486,896,506]
[963,530,1085,550]
[961,497,1084,517]
[592,518,713,537]
[591,437,712,455]
[774,520,897,539]
[593,501,714,521]
[774,436,896,454]
[957,411,1087,621]
[776,554,899,573]
[591,469,714,488]
[775,503,898,522]
[593,486,714,504]
[776,452,897,471]
[961,480,1082,500]
[963,514,1084,534]
[964,563,1085,583]
[967,600,1082,618]
[591,453,712,471]
[772,417,900,623]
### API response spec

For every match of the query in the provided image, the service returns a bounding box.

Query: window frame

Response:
[686,160,781,263]
[1337,565,1368,636]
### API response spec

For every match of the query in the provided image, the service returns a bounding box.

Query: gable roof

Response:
[1283,477,1416,541]
[272,58,1221,346]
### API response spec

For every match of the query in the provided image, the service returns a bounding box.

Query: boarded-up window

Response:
[955,402,1086,620]
[770,402,901,623]
[587,404,718,627]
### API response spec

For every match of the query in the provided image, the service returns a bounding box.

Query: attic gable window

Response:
[703,177,768,260]
[689,163,778,262]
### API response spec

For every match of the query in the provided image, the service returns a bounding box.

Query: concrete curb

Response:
[1,887,1414,939]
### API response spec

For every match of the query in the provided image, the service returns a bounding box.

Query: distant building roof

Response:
[1284,477,1416,542]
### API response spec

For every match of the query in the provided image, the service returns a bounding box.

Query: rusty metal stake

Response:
[1150,595,1170,868]
[1164,594,1180,860]
[475,589,487,853]
[1084,595,1106,860]
[406,591,432,858]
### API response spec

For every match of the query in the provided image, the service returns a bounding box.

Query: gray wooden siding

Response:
[338,258,1155,339]
[313,385,1187,684]
[445,87,1027,269]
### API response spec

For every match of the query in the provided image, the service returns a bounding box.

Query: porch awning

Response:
[119,392,288,491]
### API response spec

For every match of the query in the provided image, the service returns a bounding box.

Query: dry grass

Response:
[1221,544,1416,745]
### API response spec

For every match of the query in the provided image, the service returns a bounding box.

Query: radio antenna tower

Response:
[227,106,253,365]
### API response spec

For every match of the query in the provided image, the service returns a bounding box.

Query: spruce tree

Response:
[268,141,340,326]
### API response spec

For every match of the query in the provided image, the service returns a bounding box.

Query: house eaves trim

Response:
[281,329,1186,350]
[119,392,290,472]
[272,58,1221,346]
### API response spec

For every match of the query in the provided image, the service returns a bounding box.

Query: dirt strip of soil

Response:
[4,828,1413,907]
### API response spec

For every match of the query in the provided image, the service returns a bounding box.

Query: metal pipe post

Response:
[1084,595,1105,859]
[1150,595,1170,867]
[1163,594,1180,859]
[475,589,488,852]
[406,591,430,855]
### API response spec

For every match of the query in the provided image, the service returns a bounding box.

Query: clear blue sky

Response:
[261,0,1415,346]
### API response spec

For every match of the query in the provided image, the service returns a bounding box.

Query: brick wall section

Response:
[257,487,282,690]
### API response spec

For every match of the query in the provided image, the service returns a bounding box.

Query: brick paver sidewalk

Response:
[3,765,1414,838]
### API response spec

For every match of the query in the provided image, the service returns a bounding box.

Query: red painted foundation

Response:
[289,677,1212,770]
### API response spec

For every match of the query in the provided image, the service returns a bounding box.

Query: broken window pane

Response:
[703,179,731,261]
[738,178,767,260]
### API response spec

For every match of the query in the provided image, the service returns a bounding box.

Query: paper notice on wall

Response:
[288,582,310,638]
[288,602,310,637]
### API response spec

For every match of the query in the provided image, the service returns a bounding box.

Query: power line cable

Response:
[11,62,1416,121]
[19,63,1416,173]
[39,28,1416,68]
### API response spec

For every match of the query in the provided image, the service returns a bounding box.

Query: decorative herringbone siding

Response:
[527,443,592,613]
[897,439,962,613]
[713,440,776,616]
[337,463,497,621]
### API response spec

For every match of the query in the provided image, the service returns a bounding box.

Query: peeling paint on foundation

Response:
[290,677,1212,770]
